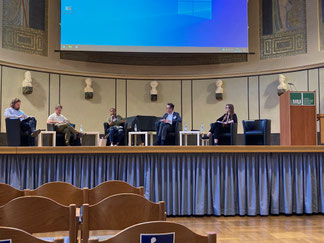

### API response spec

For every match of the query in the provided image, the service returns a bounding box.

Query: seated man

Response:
[47,104,84,146]
[4,98,42,145]
[105,108,125,146]
[154,103,182,145]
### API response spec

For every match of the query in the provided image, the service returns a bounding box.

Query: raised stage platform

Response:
[1,146,324,216]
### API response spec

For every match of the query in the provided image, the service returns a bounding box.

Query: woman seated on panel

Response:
[206,104,237,145]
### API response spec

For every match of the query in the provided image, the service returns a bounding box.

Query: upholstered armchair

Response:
[103,122,127,146]
[242,119,271,145]
[47,123,80,146]
[5,118,30,146]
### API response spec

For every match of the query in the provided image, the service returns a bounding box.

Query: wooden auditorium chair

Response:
[83,181,144,205]
[25,181,84,207]
[0,196,77,243]
[0,183,24,206]
[24,181,144,206]
[81,193,166,243]
[87,221,216,243]
[0,226,64,243]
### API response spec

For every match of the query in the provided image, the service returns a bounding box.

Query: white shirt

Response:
[4,107,28,121]
[47,112,69,123]
[166,112,174,125]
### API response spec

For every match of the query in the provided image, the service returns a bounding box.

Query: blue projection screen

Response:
[60,0,248,53]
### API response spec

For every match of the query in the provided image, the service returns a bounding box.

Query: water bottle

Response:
[184,122,187,131]
[80,124,83,132]
[200,122,204,133]
[134,123,137,132]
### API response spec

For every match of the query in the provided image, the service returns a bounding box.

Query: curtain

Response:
[1,152,324,216]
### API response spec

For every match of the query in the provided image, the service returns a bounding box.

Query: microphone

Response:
[288,82,297,91]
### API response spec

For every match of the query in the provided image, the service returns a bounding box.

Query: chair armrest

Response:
[174,121,182,132]
[47,123,56,131]
[103,122,109,135]
[230,123,238,145]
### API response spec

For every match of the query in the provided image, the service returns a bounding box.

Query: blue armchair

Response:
[242,119,271,145]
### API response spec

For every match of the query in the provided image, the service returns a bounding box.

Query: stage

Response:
[1,145,324,216]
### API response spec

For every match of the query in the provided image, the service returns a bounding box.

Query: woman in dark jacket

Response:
[206,104,237,145]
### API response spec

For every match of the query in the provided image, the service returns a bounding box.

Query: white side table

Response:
[82,132,100,146]
[179,131,203,146]
[128,131,156,146]
[38,131,56,147]
[201,138,210,146]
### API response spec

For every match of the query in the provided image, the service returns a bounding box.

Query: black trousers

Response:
[20,117,37,146]
[155,122,175,141]
[210,123,230,139]
[20,117,37,135]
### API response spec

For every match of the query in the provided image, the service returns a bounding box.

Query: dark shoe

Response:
[154,136,161,146]
[31,129,43,138]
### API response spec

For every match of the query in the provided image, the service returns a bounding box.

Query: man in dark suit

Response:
[154,103,182,145]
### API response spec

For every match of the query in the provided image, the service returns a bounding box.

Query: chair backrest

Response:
[243,119,269,132]
[82,193,166,243]
[0,183,24,206]
[47,123,76,132]
[88,221,216,243]
[254,119,268,131]
[47,123,56,131]
[84,181,144,205]
[0,226,64,243]
[0,196,77,243]
[5,118,22,146]
[25,181,84,207]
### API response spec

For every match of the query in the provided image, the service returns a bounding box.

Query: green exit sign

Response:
[290,92,315,106]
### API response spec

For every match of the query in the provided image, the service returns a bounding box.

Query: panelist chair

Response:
[164,121,182,145]
[47,123,81,146]
[242,119,271,145]
[103,122,127,146]
[5,118,30,146]
[209,122,238,145]
[88,221,216,243]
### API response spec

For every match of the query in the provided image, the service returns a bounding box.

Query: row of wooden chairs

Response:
[0,181,216,242]
[0,221,216,243]
[0,194,166,243]
[0,181,144,207]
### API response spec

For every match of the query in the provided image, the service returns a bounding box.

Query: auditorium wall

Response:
[1,66,324,135]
